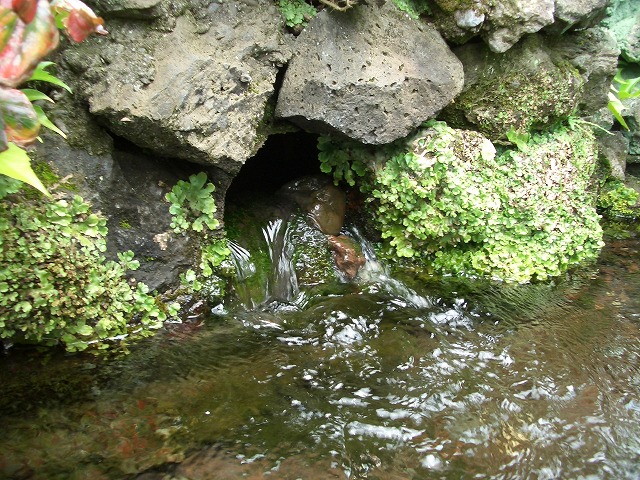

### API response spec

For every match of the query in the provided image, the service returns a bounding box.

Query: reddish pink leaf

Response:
[0,0,58,88]
[0,86,40,148]
[12,0,37,23]
[0,6,18,53]
[66,9,92,42]
[50,0,107,42]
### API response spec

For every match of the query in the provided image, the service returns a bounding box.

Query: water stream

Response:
[2,220,640,479]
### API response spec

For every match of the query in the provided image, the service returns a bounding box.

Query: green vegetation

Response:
[276,0,317,28]
[166,172,220,234]
[318,135,371,186]
[0,178,176,351]
[391,0,431,19]
[319,120,604,282]
[598,178,639,218]
[165,172,230,294]
[608,62,640,130]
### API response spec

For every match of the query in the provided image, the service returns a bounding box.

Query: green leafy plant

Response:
[165,172,230,294]
[318,135,370,186]
[166,172,220,233]
[276,0,317,28]
[608,64,640,130]
[0,180,172,351]
[0,0,107,194]
[320,121,604,283]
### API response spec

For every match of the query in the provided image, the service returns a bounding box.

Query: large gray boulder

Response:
[275,2,464,145]
[62,0,291,175]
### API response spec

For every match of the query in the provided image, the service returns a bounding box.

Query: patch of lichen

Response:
[320,120,603,283]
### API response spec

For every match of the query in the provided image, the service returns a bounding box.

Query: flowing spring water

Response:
[1,228,640,479]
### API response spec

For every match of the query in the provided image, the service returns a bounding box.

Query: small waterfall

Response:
[350,227,432,309]
[228,240,265,309]
[228,221,429,310]
[228,241,256,281]
[263,218,299,303]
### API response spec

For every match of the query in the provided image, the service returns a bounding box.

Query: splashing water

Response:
[2,232,640,479]
[352,226,432,309]
[263,218,299,304]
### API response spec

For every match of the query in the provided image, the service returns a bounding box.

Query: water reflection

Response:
[2,236,640,479]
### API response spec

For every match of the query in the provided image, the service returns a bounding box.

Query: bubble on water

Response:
[421,454,442,470]
[347,421,423,441]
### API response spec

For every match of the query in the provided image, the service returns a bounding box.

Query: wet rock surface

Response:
[328,234,366,280]
[34,133,198,291]
[279,175,346,236]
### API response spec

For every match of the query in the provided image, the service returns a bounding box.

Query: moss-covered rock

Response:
[442,36,583,141]
[598,177,640,218]
[320,120,604,282]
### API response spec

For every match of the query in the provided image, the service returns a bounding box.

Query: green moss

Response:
[119,219,132,229]
[29,161,77,194]
[444,38,583,141]
[289,213,339,286]
[598,178,640,218]
[320,121,604,283]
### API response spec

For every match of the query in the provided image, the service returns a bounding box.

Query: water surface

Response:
[1,230,640,479]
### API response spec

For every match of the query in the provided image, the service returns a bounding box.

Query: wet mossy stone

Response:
[443,35,583,141]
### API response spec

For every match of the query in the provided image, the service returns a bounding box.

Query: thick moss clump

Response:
[321,121,604,282]
[598,178,640,218]
[443,37,583,141]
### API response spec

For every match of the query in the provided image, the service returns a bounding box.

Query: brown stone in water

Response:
[328,235,366,280]
[280,175,346,235]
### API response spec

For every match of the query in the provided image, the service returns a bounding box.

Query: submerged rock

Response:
[279,175,346,236]
[275,1,463,144]
[328,235,366,280]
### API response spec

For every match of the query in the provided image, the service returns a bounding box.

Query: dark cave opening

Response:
[224,131,322,202]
